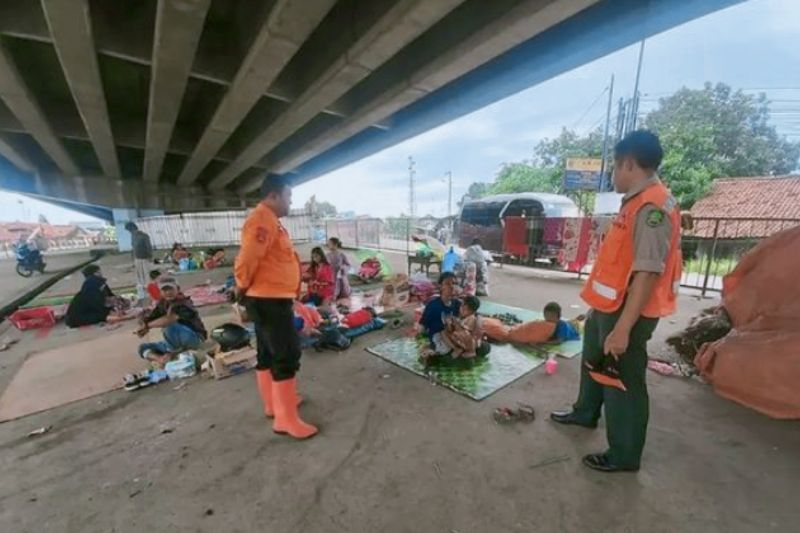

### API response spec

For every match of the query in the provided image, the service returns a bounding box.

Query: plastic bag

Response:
[165,352,197,380]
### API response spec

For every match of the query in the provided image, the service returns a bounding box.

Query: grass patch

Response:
[684,256,738,276]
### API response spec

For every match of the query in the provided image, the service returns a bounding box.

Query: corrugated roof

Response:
[689,176,800,238]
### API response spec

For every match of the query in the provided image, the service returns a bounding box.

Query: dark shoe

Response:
[582,453,639,473]
[550,410,597,429]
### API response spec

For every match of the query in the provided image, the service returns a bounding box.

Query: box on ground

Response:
[205,344,257,380]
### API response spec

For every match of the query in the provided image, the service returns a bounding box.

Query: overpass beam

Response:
[207,0,467,192]
[262,0,601,183]
[175,0,337,186]
[0,137,34,172]
[42,0,122,178]
[143,0,211,182]
[0,42,79,175]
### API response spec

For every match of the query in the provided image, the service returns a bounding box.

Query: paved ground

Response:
[0,252,94,312]
[0,250,798,533]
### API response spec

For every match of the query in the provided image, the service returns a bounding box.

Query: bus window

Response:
[461,201,506,226]
[503,199,544,217]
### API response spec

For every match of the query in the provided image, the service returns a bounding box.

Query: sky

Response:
[1,0,798,224]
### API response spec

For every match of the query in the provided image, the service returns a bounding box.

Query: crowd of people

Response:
[86,130,681,474]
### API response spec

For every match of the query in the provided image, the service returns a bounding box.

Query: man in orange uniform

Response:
[551,130,681,472]
[235,177,317,440]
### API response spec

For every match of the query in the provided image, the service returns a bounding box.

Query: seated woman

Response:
[65,264,116,328]
[136,277,208,368]
[418,272,461,352]
[170,242,190,264]
[302,247,334,306]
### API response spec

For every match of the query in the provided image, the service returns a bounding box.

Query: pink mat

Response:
[0,331,147,422]
[183,285,228,307]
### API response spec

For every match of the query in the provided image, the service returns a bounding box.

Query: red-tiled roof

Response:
[0,222,85,243]
[689,176,800,238]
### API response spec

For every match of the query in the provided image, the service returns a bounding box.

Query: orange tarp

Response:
[695,225,800,419]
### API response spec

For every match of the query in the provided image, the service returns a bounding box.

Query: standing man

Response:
[125,222,153,303]
[235,177,317,440]
[550,130,681,472]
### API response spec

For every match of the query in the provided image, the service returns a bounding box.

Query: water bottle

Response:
[545,353,558,375]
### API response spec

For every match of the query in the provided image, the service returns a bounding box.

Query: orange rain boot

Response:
[256,370,304,418]
[255,370,275,417]
[272,378,318,439]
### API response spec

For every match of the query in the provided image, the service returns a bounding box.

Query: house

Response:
[689,176,800,240]
[0,222,95,250]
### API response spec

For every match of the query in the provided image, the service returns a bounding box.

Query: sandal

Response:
[492,403,536,424]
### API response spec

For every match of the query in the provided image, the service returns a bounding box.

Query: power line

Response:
[571,86,609,130]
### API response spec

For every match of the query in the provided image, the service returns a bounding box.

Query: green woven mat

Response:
[478,301,583,359]
[367,336,543,401]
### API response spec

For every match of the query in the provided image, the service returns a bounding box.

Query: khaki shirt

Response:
[622,175,672,274]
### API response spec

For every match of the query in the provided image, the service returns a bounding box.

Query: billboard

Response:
[564,158,603,191]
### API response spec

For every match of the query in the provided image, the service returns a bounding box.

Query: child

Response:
[147,269,162,301]
[543,302,582,342]
[441,295,484,359]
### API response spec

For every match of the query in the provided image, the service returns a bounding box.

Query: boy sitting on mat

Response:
[135,277,208,368]
[440,295,484,359]
[419,272,461,349]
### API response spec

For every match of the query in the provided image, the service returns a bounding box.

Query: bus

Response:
[457,192,580,262]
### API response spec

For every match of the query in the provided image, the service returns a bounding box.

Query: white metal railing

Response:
[136,210,313,249]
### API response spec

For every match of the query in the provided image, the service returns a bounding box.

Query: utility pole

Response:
[408,156,416,218]
[629,39,646,132]
[600,74,615,191]
[444,171,453,219]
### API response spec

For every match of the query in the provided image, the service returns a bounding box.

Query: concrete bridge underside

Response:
[0,0,744,214]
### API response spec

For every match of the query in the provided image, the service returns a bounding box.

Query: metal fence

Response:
[325,215,800,296]
[324,217,458,254]
[137,210,313,249]
[680,217,800,295]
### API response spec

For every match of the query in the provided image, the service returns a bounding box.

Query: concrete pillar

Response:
[113,208,164,252]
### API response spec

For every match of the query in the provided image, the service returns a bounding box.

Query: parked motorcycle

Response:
[14,242,46,277]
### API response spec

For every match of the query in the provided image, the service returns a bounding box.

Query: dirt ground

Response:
[0,249,798,533]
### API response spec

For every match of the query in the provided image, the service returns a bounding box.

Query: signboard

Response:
[564,158,603,191]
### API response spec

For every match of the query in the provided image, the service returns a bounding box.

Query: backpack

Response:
[314,326,351,352]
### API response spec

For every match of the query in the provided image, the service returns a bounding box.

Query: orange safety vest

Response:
[580,180,682,318]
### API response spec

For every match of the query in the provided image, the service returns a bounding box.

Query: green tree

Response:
[489,162,561,194]
[533,128,604,168]
[645,83,800,207]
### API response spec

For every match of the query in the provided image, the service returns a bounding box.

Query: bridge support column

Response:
[113,208,164,253]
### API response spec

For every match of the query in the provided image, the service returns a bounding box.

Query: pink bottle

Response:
[545,354,558,375]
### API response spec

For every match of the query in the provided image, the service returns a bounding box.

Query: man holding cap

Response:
[235,176,317,440]
[136,277,208,367]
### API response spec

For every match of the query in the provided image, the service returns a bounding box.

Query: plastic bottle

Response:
[545,353,558,375]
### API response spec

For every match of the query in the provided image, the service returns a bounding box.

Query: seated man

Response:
[419,272,461,354]
[543,301,582,342]
[65,264,115,328]
[136,277,207,367]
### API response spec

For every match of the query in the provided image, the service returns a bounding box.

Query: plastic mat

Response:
[367,336,543,400]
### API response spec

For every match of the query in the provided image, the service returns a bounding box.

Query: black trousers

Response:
[245,298,301,381]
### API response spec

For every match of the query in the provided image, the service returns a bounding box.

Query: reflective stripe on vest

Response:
[580,181,682,317]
